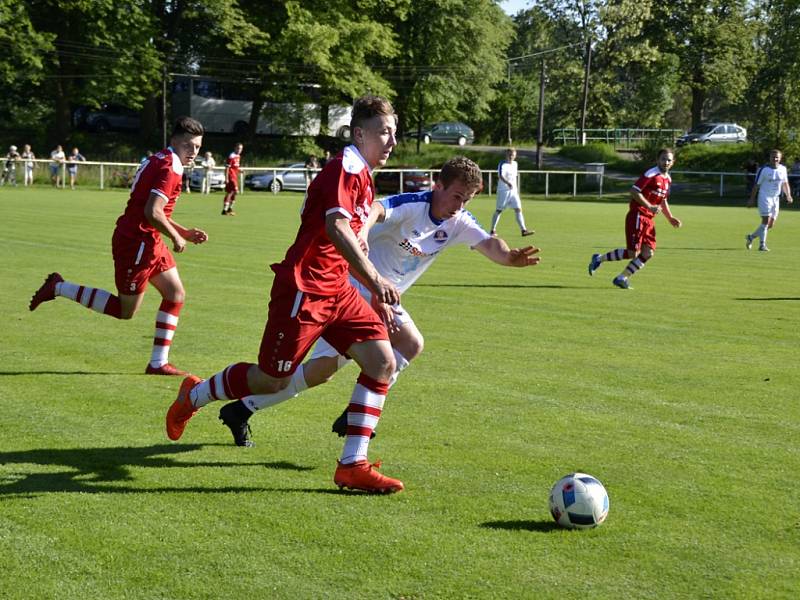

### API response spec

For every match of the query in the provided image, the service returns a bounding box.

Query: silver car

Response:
[676,123,747,146]
[188,167,226,191]
[245,163,314,192]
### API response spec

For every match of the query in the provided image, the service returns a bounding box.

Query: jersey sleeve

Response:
[632,173,651,192]
[148,158,180,202]
[326,169,363,219]
[453,212,492,248]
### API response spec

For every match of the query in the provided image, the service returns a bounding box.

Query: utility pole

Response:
[579,38,592,146]
[536,59,546,169]
[162,68,168,149]
[507,61,512,144]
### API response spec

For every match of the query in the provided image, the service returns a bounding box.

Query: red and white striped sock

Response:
[149,300,183,368]
[340,373,389,464]
[190,362,254,408]
[55,280,122,318]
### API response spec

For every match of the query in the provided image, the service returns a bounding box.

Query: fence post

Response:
[599,172,604,197]
[487,171,492,195]
[272,169,278,195]
[573,173,577,197]
[399,171,404,194]
[545,172,549,197]
[100,163,104,190]
[719,174,724,197]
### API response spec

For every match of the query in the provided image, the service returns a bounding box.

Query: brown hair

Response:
[171,116,204,138]
[350,95,395,130]
[439,156,483,192]
[658,147,674,159]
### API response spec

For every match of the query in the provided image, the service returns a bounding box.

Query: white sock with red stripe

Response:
[340,374,389,464]
[190,362,254,408]
[55,280,122,318]
[149,300,183,368]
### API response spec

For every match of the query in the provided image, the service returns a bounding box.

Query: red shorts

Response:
[625,211,656,252]
[225,179,238,193]
[112,230,176,295]
[258,280,388,377]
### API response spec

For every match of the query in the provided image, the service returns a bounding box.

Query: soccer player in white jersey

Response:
[489,148,534,237]
[205,156,540,445]
[746,149,794,252]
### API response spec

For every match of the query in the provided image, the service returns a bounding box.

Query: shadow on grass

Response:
[415,284,573,289]
[0,370,132,376]
[735,297,800,302]
[480,519,561,533]
[0,443,314,497]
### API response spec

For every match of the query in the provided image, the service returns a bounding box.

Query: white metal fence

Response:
[2,158,773,199]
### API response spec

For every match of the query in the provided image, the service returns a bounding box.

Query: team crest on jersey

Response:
[433,230,448,243]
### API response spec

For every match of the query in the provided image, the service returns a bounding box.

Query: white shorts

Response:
[310,279,413,360]
[758,195,780,220]
[496,189,521,211]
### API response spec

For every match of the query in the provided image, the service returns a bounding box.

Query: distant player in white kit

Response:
[746,149,794,252]
[203,156,541,444]
[490,147,534,237]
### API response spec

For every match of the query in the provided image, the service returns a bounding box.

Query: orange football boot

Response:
[166,375,202,440]
[334,460,404,494]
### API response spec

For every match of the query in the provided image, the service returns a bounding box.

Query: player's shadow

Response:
[735,297,800,302]
[0,443,313,498]
[0,370,132,376]
[415,284,571,289]
[480,519,561,533]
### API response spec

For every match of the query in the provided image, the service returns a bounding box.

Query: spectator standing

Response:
[746,149,794,252]
[222,142,243,215]
[21,144,35,186]
[200,151,216,194]
[304,155,319,187]
[50,145,66,187]
[790,157,800,199]
[1,145,20,186]
[67,147,86,189]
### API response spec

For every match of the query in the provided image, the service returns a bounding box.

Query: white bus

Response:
[171,76,351,139]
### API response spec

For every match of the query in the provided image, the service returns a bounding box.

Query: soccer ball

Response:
[549,472,609,529]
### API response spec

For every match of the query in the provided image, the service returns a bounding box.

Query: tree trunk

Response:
[247,88,265,143]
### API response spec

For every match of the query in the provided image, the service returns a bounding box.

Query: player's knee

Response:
[369,348,396,382]
[404,335,424,361]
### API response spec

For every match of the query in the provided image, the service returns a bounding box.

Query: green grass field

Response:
[1,185,798,599]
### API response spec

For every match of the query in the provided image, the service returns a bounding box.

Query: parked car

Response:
[244,163,312,192]
[188,166,226,191]
[374,166,433,194]
[73,103,141,133]
[408,122,475,146]
[676,123,747,146]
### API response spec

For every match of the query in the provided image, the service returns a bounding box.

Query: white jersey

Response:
[497,159,518,194]
[756,164,788,200]
[368,191,491,293]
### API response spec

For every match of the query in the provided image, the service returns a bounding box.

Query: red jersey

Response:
[271,145,374,296]
[630,166,671,217]
[115,147,184,240]
[226,152,241,183]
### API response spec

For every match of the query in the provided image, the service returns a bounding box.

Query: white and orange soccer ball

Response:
[549,472,609,529]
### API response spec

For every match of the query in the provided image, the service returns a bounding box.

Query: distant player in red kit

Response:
[29,117,209,376]
[222,142,243,215]
[166,95,406,493]
[587,148,682,289]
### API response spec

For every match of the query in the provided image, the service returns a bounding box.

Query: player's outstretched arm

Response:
[660,199,682,228]
[144,193,186,253]
[475,237,541,267]
[171,220,208,244]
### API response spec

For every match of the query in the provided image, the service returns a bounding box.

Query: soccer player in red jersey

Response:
[222,142,243,215]
[587,148,682,289]
[166,96,405,493]
[29,117,209,375]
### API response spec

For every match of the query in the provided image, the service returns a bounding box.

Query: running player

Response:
[222,142,243,215]
[206,156,540,444]
[587,148,682,289]
[29,117,208,376]
[745,149,794,252]
[166,96,406,493]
